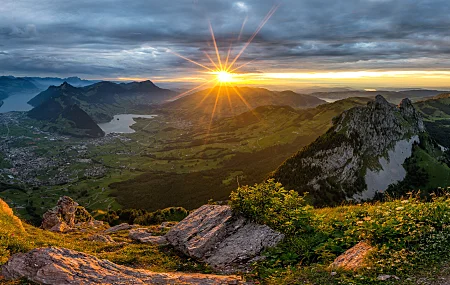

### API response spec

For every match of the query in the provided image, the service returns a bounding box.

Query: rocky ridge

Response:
[271,95,426,205]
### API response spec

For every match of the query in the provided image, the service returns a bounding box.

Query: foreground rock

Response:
[1,247,247,285]
[330,241,374,270]
[129,228,168,245]
[104,223,135,234]
[41,196,95,232]
[166,205,284,273]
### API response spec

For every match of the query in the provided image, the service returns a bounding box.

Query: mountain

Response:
[414,92,450,147]
[23,76,99,90]
[271,95,430,206]
[311,89,446,104]
[28,80,177,123]
[164,86,326,121]
[0,76,39,100]
[27,93,105,138]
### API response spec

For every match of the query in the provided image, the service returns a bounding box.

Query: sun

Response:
[216,71,233,83]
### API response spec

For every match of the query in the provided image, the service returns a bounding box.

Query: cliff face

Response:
[271,95,425,206]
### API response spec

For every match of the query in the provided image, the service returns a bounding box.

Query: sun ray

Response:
[207,84,222,138]
[231,85,262,122]
[237,16,248,42]
[229,59,256,73]
[225,84,234,117]
[196,81,220,108]
[169,79,215,101]
[208,21,223,71]
[204,52,220,71]
[227,4,279,72]
[224,41,233,70]
[169,50,215,72]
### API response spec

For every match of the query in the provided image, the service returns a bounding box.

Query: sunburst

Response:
[168,4,279,131]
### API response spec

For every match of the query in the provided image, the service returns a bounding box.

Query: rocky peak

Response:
[271,95,426,206]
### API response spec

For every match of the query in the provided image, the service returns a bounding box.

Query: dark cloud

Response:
[0,0,449,81]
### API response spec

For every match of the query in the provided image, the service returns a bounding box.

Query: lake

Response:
[98,114,157,134]
[0,93,37,113]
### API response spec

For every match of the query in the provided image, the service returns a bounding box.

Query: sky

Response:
[1,0,450,90]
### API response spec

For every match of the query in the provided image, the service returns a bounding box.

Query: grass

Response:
[231,180,450,284]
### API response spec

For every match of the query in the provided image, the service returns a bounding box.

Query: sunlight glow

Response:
[216,71,234,83]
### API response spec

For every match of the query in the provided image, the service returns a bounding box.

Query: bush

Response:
[230,179,313,235]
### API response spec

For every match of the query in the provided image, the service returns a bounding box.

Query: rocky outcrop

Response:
[87,234,115,243]
[330,241,374,271]
[271,95,426,206]
[165,205,284,273]
[41,196,95,232]
[1,247,247,285]
[128,228,168,245]
[104,223,135,234]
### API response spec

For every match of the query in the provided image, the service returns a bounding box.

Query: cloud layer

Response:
[1,0,450,87]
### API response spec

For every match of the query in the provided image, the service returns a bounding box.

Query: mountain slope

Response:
[414,93,450,147]
[28,93,105,138]
[271,95,427,206]
[29,81,177,123]
[110,98,370,211]
[164,86,326,121]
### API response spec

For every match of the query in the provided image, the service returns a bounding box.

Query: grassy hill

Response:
[414,93,450,147]
[109,97,370,211]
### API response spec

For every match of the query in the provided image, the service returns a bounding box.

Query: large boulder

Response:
[165,205,284,272]
[41,196,93,232]
[1,247,246,285]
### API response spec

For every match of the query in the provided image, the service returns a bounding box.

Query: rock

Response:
[129,228,169,245]
[330,241,374,271]
[1,247,247,285]
[166,205,284,272]
[87,234,115,243]
[377,275,399,281]
[41,196,94,232]
[104,223,134,234]
[159,221,177,231]
[50,221,71,233]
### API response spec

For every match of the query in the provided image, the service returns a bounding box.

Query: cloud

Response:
[0,0,449,86]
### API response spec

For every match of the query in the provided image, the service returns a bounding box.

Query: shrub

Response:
[230,179,313,235]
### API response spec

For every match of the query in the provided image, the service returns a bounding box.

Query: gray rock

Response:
[1,247,247,285]
[87,234,115,243]
[165,205,284,272]
[104,223,134,234]
[129,228,169,245]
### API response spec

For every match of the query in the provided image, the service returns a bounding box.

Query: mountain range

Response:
[163,86,326,121]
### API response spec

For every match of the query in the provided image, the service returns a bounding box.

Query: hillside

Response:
[164,86,326,121]
[109,98,370,211]
[414,93,450,147]
[28,81,177,123]
[28,93,105,138]
[270,95,439,206]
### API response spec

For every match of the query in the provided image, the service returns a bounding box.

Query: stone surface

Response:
[41,196,94,233]
[128,228,168,245]
[1,247,247,285]
[104,223,134,234]
[166,205,284,272]
[330,241,374,271]
[87,234,115,243]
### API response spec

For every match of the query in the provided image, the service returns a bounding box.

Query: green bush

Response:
[230,179,313,235]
